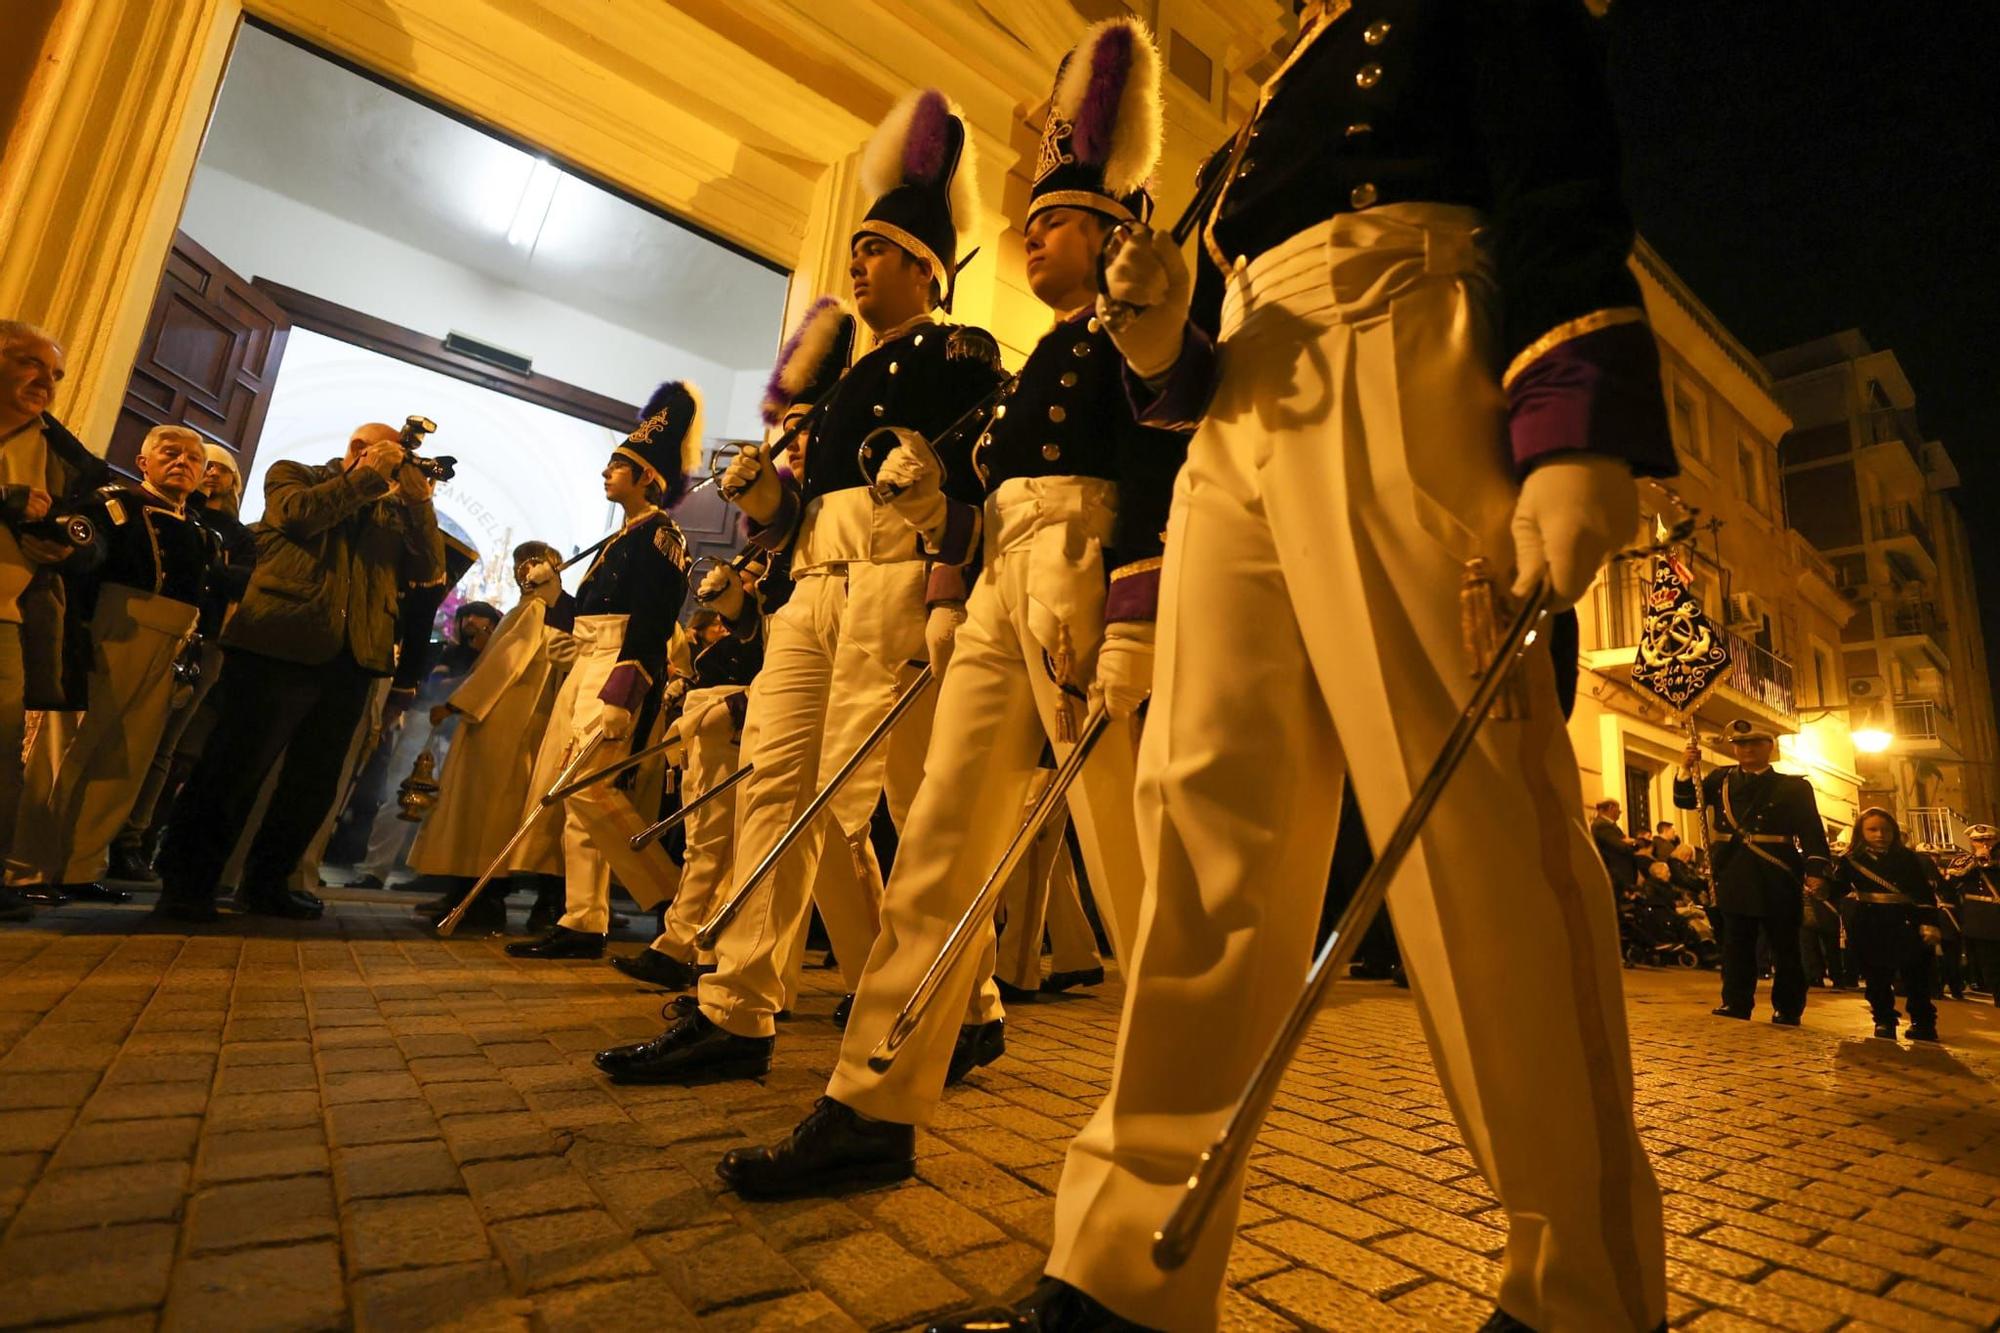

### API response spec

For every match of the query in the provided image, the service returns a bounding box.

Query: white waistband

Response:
[984,475,1119,558]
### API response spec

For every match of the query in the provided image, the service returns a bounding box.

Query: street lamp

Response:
[1851,726,1894,754]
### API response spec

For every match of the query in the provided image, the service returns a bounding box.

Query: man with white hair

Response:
[8,424,220,900]
[0,319,108,921]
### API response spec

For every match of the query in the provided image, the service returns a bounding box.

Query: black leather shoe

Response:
[240,887,323,920]
[346,873,385,890]
[0,888,34,923]
[593,995,700,1071]
[1771,1013,1801,1027]
[506,926,607,960]
[1042,966,1104,994]
[1907,1024,1939,1042]
[1710,1005,1750,1020]
[610,948,698,990]
[1873,1022,1898,1039]
[17,885,68,906]
[152,894,220,924]
[525,893,562,937]
[716,1096,915,1199]
[946,1019,1005,1086]
[595,1008,772,1084]
[926,1277,1148,1331]
[831,992,855,1029]
[62,882,132,904]
[1478,1310,1534,1333]
[107,843,158,884]
[440,894,507,938]
[994,978,1038,1005]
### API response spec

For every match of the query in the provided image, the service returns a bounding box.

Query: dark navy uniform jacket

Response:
[1946,857,2000,942]
[576,511,689,714]
[75,482,221,615]
[1672,766,1831,920]
[1822,845,1942,969]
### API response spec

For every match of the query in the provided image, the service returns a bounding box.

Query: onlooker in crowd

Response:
[1948,823,2000,1001]
[108,441,255,881]
[0,320,108,922]
[1818,807,1943,1041]
[153,421,444,922]
[7,425,219,902]
[1591,797,1642,894]
[1649,819,1681,863]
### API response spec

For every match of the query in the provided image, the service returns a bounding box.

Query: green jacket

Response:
[222,458,445,674]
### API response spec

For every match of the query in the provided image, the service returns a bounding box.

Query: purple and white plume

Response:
[762,296,851,426]
[860,87,983,242]
[1054,17,1161,196]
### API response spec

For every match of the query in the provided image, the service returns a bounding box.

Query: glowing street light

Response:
[1851,726,1894,754]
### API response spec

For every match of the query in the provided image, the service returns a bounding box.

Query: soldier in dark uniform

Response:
[1947,823,2000,1000]
[1818,808,1943,1041]
[8,424,221,901]
[1675,719,1832,1026]
[714,16,1187,1198]
[594,89,1008,1083]
[506,384,696,959]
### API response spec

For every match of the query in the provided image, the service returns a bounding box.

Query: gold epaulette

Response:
[946,327,1003,369]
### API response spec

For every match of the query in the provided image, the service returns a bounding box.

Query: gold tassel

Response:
[1053,625,1077,744]
[1460,558,1528,721]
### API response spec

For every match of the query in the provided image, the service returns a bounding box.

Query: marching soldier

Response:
[506,384,697,959]
[935,4,1678,1331]
[8,425,220,901]
[592,89,1006,1084]
[715,17,1183,1197]
[1675,719,1832,1026]
[1947,823,2000,1000]
[404,540,575,935]
[1817,807,1942,1042]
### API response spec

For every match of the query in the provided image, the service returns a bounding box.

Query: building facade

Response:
[1569,243,1863,848]
[1768,332,2000,847]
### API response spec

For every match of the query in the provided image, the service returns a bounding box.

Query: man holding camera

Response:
[155,421,445,922]
[0,320,108,922]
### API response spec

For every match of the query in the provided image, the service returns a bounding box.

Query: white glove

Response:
[926,602,967,675]
[518,559,562,605]
[663,676,690,708]
[1095,225,1192,381]
[721,443,782,524]
[697,562,748,619]
[871,430,947,538]
[1092,621,1155,721]
[1509,454,1639,608]
[545,631,581,666]
[598,703,634,742]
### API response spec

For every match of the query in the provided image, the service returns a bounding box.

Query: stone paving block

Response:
[590,1161,730,1234]
[196,1126,330,1183]
[644,1223,807,1313]
[208,1089,324,1132]
[426,1080,530,1118]
[1665,1262,1843,1332]
[329,1098,441,1147]
[1243,1219,1424,1298]
[83,1079,209,1121]
[410,1055,497,1084]
[696,1290,865,1332]
[219,1039,315,1066]
[940,1239,1050,1302]
[0,1069,99,1109]
[336,1139,466,1201]
[346,1192,491,1273]
[12,1160,189,1232]
[316,1044,408,1073]
[919,1150,1042,1212]
[214,1060,319,1094]
[788,1229,970,1329]
[443,1110,561,1164]
[351,1260,530,1333]
[325,1070,426,1105]
[463,1154,600,1221]
[1759,1268,1980,1332]
[488,1207,653,1291]
[847,1181,1012,1259]
[1247,1267,1424,1330]
[532,1275,702,1331]
[0,1220,176,1324]
[1251,1182,1401,1241]
[163,1239,345,1332]
[0,1105,75,1153]
[1385,1278,1494,1328]
[187,1174,339,1252]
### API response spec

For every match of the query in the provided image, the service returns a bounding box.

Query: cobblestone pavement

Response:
[3,892,1999,1331]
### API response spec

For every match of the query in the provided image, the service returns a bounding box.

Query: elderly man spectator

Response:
[154,422,444,922]
[8,425,219,902]
[0,320,108,922]
[1591,798,1644,894]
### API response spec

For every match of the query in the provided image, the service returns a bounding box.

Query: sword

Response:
[540,696,736,804]
[1151,578,1554,1271]
[693,663,936,950]
[868,703,1112,1073]
[630,761,754,850]
[435,731,607,937]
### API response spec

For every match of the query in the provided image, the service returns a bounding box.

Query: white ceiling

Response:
[199,25,789,373]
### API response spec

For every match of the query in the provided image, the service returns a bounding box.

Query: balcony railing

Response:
[1590,563,1796,718]
[1894,698,1943,741]
[1721,629,1797,719]
[1888,600,1946,638]
[1872,502,1935,560]
[1906,806,1969,851]
[1788,530,1840,589]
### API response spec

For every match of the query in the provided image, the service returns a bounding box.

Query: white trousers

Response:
[654,685,744,961]
[698,567,935,1038]
[1045,207,1665,1332]
[827,477,1146,1126]
[996,793,1101,990]
[9,587,195,885]
[516,614,629,934]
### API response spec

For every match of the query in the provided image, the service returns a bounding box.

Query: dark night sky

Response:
[1603,1,2000,719]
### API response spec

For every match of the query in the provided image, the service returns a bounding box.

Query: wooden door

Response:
[112,230,290,474]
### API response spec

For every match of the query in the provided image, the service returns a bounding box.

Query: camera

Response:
[7,510,95,552]
[399,415,457,482]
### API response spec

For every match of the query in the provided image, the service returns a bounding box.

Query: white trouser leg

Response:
[1046,210,1664,1333]
[1041,817,1103,975]
[543,618,624,935]
[654,693,741,961]
[994,782,1056,992]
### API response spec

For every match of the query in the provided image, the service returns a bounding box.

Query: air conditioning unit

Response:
[1848,675,1889,701]
[1722,592,1764,629]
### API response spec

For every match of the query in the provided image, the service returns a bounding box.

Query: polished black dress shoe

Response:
[63,882,132,904]
[994,978,1038,1005]
[524,894,562,936]
[152,893,221,924]
[610,948,699,990]
[596,1008,771,1083]
[16,885,68,906]
[1710,1005,1750,1020]
[0,887,34,923]
[1476,1306,1665,1333]
[716,1096,915,1199]
[927,1277,1150,1331]
[346,873,385,890]
[1907,1023,1939,1042]
[831,992,855,1029]
[107,843,159,884]
[506,926,607,959]
[1770,1013,1801,1027]
[946,1019,1005,1086]
[240,886,323,920]
[1872,1022,1898,1039]
[1042,966,1104,994]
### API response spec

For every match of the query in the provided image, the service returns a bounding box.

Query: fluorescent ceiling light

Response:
[507,159,563,250]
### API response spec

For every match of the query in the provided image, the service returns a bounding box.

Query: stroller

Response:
[1618,863,1711,969]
